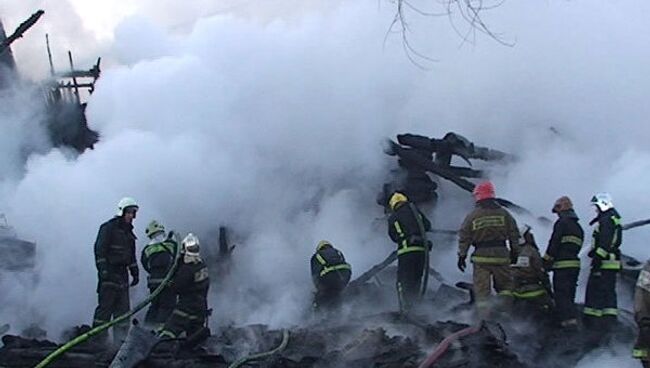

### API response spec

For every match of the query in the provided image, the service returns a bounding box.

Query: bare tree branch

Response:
[387,0,514,67]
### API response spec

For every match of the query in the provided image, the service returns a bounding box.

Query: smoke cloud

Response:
[0,3,648,361]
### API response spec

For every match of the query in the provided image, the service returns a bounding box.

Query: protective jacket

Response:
[512,243,551,301]
[388,202,431,256]
[158,257,210,339]
[543,209,584,270]
[589,208,622,271]
[172,258,209,317]
[458,199,519,265]
[310,245,351,289]
[141,235,177,288]
[94,216,138,289]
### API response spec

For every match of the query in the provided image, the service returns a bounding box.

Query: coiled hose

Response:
[34,242,182,368]
[227,329,290,368]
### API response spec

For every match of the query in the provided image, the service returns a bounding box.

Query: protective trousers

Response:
[583,269,618,328]
[145,286,176,327]
[396,251,425,313]
[473,263,513,319]
[92,283,130,344]
[553,268,579,324]
[634,318,650,364]
[159,309,205,339]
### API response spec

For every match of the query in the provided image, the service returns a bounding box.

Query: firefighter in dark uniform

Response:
[633,260,650,367]
[92,197,140,344]
[457,181,519,319]
[542,196,584,328]
[387,192,431,313]
[158,233,210,340]
[583,193,622,330]
[310,240,352,311]
[141,220,178,328]
[511,225,553,317]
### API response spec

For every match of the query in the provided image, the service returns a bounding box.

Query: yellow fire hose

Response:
[34,241,181,368]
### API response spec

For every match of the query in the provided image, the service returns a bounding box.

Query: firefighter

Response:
[511,225,553,317]
[633,260,650,367]
[583,193,622,330]
[457,181,519,319]
[387,191,431,313]
[310,240,352,311]
[92,197,140,344]
[141,220,178,328]
[158,233,210,341]
[542,196,584,328]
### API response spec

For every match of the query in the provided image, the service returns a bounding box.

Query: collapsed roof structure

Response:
[0,10,99,154]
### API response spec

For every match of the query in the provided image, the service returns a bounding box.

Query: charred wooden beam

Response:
[0,10,44,55]
[67,51,80,103]
[55,83,96,90]
[389,141,476,192]
[46,34,54,76]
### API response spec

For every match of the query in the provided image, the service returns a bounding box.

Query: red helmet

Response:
[473,181,496,202]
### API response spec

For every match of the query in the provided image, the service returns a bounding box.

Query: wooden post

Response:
[46,34,54,76]
[67,51,80,103]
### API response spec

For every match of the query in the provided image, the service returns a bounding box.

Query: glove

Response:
[426,240,433,250]
[542,258,553,271]
[129,267,139,287]
[130,273,139,287]
[457,255,467,273]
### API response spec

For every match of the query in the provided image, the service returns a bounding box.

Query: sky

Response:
[1,2,649,364]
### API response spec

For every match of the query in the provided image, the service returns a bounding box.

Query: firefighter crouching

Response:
[158,233,210,341]
[511,225,553,318]
[310,240,352,311]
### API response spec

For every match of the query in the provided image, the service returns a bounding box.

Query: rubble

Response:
[0,259,637,368]
[0,215,36,271]
[0,314,529,368]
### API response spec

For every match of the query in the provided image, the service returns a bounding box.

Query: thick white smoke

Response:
[0,2,648,359]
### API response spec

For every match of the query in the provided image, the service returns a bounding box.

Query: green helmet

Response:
[145,220,165,239]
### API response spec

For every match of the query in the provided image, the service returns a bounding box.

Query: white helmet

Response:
[591,193,614,212]
[182,233,200,256]
[116,197,139,216]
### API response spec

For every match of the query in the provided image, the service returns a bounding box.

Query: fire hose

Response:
[34,241,182,368]
[418,324,482,368]
[227,329,290,368]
